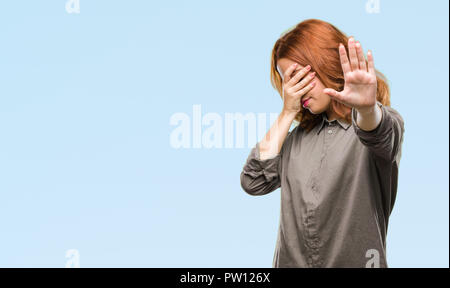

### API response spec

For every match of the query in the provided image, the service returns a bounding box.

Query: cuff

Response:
[241,142,281,182]
[351,100,392,145]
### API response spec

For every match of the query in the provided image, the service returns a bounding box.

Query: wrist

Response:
[281,108,298,120]
[355,102,382,131]
[356,103,377,117]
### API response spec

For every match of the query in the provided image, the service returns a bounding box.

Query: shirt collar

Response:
[316,112,351,135]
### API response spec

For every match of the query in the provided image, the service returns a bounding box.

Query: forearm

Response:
[356,103,383,132]
[258,109,296,160]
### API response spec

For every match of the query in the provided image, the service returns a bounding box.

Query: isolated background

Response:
[0,0,448,267]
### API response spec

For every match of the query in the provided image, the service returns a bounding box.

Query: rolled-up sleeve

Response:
[240,141,283,196]
[351,101,405,163]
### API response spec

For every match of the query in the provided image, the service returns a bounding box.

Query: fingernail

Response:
[293,63,298,67]
[306,65,311,70]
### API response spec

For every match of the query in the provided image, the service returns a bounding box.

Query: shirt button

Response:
[328,129,333,134]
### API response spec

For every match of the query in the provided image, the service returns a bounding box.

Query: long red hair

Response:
[270,19,390,132]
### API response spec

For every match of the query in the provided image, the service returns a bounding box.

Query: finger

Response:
[293,80,316,97]
[291,71,315,92]
[355,41,367,72]
[288,65,312,87]
[367,49,376,76]
[282,63,299,83]
[348,37,359,71]
[323,88,346,104]
[339,43,351,76]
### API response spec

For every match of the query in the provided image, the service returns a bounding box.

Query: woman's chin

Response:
[305,105,316,114]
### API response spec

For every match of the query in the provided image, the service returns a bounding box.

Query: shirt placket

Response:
[304,121,337,267]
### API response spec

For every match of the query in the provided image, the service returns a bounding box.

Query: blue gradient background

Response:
[0,0,448,267]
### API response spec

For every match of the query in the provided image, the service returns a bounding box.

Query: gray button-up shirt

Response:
[240,101,405,268]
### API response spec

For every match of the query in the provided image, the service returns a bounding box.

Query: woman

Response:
[240,19,405,268]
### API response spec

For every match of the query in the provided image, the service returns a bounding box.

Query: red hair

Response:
[270,19,391,132]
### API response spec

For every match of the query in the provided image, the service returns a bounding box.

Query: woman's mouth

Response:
[302,97,311,107]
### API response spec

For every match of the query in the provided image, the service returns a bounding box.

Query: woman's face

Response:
[277,58,331,115]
